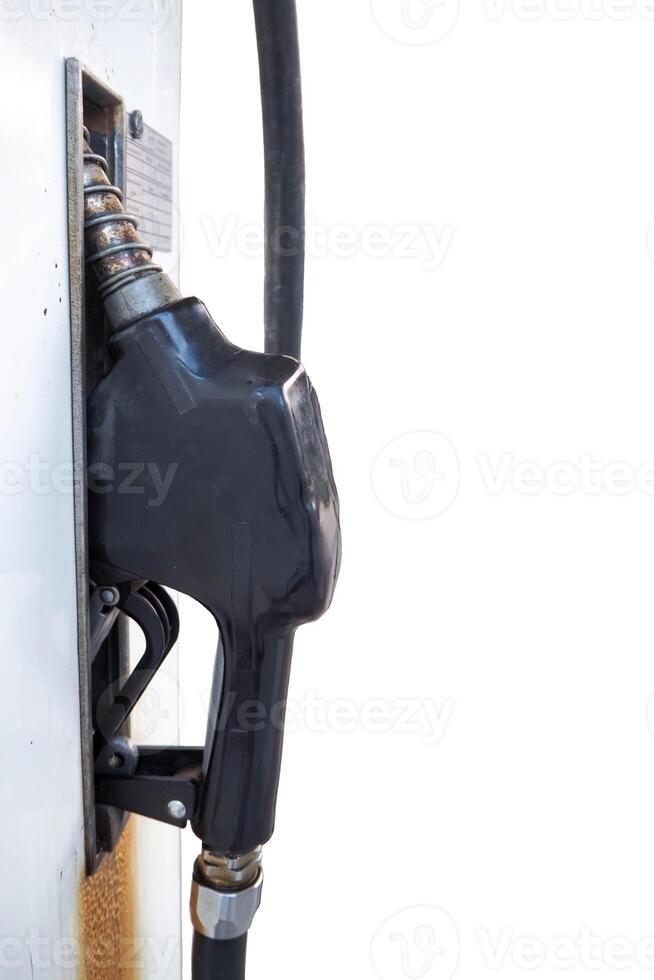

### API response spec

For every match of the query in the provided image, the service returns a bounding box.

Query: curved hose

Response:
[192,933,248,980]
[253,0,306,361]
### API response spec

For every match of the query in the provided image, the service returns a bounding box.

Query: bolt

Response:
[100,587,120,607]
[167,800,187,821]
[130,109,144,140]
[108,753,124,769]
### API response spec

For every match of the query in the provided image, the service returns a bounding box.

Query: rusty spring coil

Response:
[83,127,162,299]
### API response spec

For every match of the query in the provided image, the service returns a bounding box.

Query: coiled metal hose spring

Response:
[83,126,162,299]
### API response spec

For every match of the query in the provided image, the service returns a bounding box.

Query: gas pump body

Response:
[0,14,183,980]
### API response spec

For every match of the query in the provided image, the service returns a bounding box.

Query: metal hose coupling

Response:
[190,848,264,941]
[82,127,180,330]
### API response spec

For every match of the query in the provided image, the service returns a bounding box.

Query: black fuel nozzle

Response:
[87,294,341,853]
[83,85,337,965]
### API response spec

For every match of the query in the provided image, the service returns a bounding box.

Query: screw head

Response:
[130,109,144,140]
[167,800,187,821]
[100,587,120,607]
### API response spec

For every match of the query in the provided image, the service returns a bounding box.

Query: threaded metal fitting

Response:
[198,847,263,890]
[190,848,264,940]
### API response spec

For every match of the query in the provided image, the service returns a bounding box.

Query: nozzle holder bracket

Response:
[96,744,204,829]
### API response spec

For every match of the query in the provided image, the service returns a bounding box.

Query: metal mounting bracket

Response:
[66,56,130,874]
[96,745,204,829]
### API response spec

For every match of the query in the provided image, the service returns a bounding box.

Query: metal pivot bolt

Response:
[129,109,144,140]
[167,800,187,821]
[100,587,120,607]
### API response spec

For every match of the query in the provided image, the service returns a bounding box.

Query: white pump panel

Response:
[0,6,183,977]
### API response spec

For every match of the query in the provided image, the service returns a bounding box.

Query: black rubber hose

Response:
[192,933,248,980]
[253,0,306,361]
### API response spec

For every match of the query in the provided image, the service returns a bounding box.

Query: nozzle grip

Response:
[193,620,295,854]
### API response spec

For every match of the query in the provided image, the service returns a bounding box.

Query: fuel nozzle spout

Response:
[82,128,181,330]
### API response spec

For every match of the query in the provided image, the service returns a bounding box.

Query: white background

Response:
[176,2,654,979]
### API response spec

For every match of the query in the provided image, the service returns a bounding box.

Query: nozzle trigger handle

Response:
[193,615,295,855]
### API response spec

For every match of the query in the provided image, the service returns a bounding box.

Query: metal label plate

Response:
[126,121,173,252]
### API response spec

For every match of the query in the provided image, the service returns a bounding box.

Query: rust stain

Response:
[79,821,138,980]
